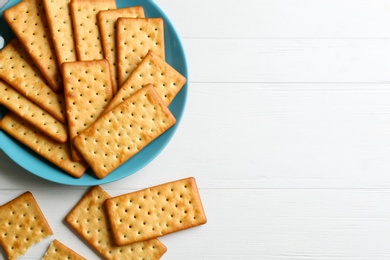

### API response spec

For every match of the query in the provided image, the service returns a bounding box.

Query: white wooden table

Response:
[2,0,390,259]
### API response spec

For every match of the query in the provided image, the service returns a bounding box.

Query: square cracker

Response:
[42,239,86,260]
[73,84,176,179]
[97,6,145,93]
[3,0,63,92]
[105,177,207,246]
[116,17,165,86]
[0,80,68,143]
[0,39,67,123]
[104,51,186,113]
[1,112,88,178]
[43,0,77,65]
[0,192,53,259]
[70,0,116,61]
[65,186,167,260]
[62,59,114,161]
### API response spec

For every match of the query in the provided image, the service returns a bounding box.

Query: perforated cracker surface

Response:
[1,113,88,178]
[42,239,86,260]
[70,0,116,61]
[3,0,63,92]
[105,177,207,246]
[73,85,176,179]
[0,80,68,143]
[0,192,53,259]
[116,18,165,86]
[98,6,145,93]
[62,59,113,161]
[105,51,186,113]
[43,0,77,65]
[66,186,167,260]
[0,39,66,123]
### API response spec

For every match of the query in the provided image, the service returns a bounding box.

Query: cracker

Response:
[0,39,67,123]
[105,177,207,246]
[42,239,86,260]
[116,17,165,86]
[105,51,186,113]
[66,186,167,260]
[97,6,145,93]
[0,80,68,143]
[43,0,77,65]
[0,191,53,259]
[73,84,176,179]
[3,0,63,92]
[62,59,113,161]
[1,112,88,178]
[70,0,116,61]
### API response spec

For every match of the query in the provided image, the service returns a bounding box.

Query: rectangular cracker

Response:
[73,84,176,179]
[65,186,167,260]
[0,80,68,143]
[116,17,165,86]
[62,59,114,161]
[3,0,63,92]
[105,51,186,113]
[42,239,86,260]
[70,0,116,61]
[43,0,77,65]
[105,177,207,246]
[1,112,88,178]
[97,6,145,93]
[0,191,53,259]
[0,39,67,123]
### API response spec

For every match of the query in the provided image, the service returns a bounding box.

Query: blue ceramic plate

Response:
[0,0,187,185]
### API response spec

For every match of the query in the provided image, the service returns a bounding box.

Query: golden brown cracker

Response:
[65,186,167,260]
[105,177,207,246]
[116,17,165,86]
[3,0,63,92]
[42,239,86,260]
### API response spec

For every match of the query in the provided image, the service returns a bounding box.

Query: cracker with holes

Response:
[105,177,207,246]
[70,0,116,61]
[62,59,114,161]
[0,39,66,123]
[43,0,77,65]
[97,6,145,93]
[73,84,176,178]
[66,186,167,260]
[105,51,186,113]
[1,113,88,178]
[3,0,63,92]
[116,17,165,86]
[42,239,86,260]
[0,191,53,259]
[0,80,68,143]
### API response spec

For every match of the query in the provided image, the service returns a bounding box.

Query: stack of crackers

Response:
[0,177,207,259]
[0,0,186,179]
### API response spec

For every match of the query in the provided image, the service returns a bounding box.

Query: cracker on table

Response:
[73,84,176,179]
[1,113,88,178]
[43,0,77,65]
[3,0,63,92]
[70,0,116,61]
[42,239,86,260]
[105,51,186,113]
[97,6,145,93]
[0,39,67,123]
[0,80,68,143]
[0,191,53,259]
[116,17,165,86]
[65,186,167,260]
[105,177,207,246]
[62,59,113,161]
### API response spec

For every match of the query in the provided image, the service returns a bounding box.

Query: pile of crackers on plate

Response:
[0,0,187,179]
[0,177,207,259]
